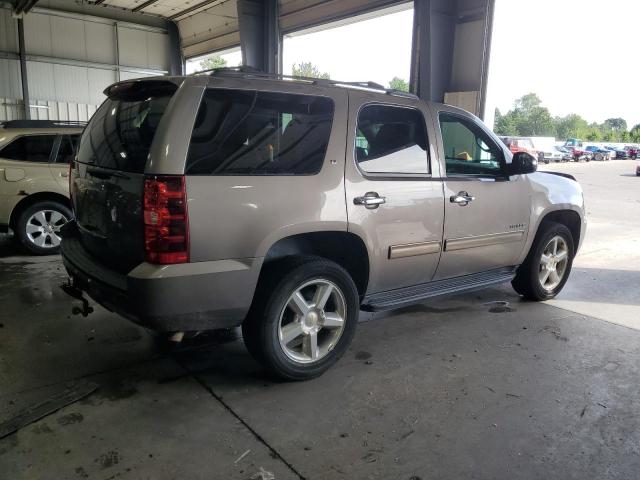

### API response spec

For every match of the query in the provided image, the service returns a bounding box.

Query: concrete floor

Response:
[1,160,639,479]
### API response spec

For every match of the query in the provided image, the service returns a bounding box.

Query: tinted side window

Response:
[355,104,429,175]
[55,135,80,164]
[439,113,504,177]
[0,135,56,163]
[185,89,334,175]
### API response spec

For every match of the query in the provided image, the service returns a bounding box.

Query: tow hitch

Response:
[61,279,94,317]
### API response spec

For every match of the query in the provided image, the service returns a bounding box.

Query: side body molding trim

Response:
[389,241,441,259]
[445,230,525,252]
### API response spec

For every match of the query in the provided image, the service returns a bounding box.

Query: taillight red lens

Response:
[143,175,189,264]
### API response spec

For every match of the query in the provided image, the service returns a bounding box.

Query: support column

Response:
[17,18,30,120]
[237,0,279,73]
[167,21,184,75]
[410,0,494,119]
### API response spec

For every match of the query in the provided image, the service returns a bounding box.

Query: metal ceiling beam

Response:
[169,0,227,21]
[132,0,159,13]
[13,0,39,15]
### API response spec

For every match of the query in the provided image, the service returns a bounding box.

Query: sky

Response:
[187,0,640,131]
[486,0,640,129]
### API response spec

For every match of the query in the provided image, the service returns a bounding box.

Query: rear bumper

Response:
[60,222,261,332]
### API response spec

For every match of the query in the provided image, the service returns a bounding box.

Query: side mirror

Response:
[508,152,538,175]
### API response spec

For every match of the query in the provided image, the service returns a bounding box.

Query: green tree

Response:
[603,117,627,133]
[554,114,588,141]
[514,92,543,111]
[585,123,603,141]
[291,62,330,79]
[199,55,227,71]
[388,77,409,92]
[493,92,633,142]
[494,108,518,135]
[494,93,554,136]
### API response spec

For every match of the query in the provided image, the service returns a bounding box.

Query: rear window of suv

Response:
[76,81,176,173]
[185,89,334,175]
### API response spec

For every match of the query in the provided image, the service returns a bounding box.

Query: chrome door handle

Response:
[450,191,475,206]
[354,192,386,209]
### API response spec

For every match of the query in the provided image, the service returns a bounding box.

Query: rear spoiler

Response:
[541,171,577,181]
[104,79,179,100]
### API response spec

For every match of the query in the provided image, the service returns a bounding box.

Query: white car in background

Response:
[540,147,564,163]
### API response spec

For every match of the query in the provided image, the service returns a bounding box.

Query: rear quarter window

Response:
[185,89,334,175]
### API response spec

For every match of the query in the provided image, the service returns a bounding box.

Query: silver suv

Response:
[61,70,586,380]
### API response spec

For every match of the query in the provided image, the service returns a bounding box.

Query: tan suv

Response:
[0,120,84,254]
[61,70,586,380]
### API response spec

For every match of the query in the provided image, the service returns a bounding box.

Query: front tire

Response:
[16,201,72,255]
[512,222,574,301]
[242,256,359,381]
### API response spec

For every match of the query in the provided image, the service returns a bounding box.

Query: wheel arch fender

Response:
[259,229,371,298]
[9,192,72,230]
[521,205,584,263]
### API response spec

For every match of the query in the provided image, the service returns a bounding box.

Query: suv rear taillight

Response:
[143,175,189,264]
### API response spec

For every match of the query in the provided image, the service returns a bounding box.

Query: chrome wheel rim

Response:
[25,209,68,249]
[539,235,569,291]
[278,279,347,364]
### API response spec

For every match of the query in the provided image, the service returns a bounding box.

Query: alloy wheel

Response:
[538,235,569,291]
[25,209,68,249]
[278,279,347,364]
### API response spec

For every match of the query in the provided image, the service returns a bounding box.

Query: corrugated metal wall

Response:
[0,4,170,122]
[0,7,22,120]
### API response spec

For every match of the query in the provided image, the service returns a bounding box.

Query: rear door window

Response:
[54,134,80,164]
[185,89,334,175]
[355,104,429,175]
[0,135,57,163]
[76,82,176,173]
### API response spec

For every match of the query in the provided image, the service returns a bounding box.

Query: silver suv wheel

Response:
[278,279,347,364]
[539,235,569,291]
[25,209,68,249]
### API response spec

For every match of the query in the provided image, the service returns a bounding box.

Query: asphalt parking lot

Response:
[1,160,639,479]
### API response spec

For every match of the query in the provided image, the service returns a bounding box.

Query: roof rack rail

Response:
[200,67,419,100]
[0,120,87,129]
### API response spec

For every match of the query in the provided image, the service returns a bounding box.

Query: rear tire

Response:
[16,201,72,255]
[512,222,574,301]
[242,256,359,381]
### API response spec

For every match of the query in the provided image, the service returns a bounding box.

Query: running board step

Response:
[362,267,517,312]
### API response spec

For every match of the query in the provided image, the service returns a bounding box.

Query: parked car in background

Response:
[60,72,586,380]
[585,145,611,161]
[0,120,84,254]
[555,146,573,162]
[605,146,627,159]
[565,146,592,162]
[539,147,564,163]
[562,140,592,162]
[499,136,541,160]
[626,146,639,160]
[529,137,559,164]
